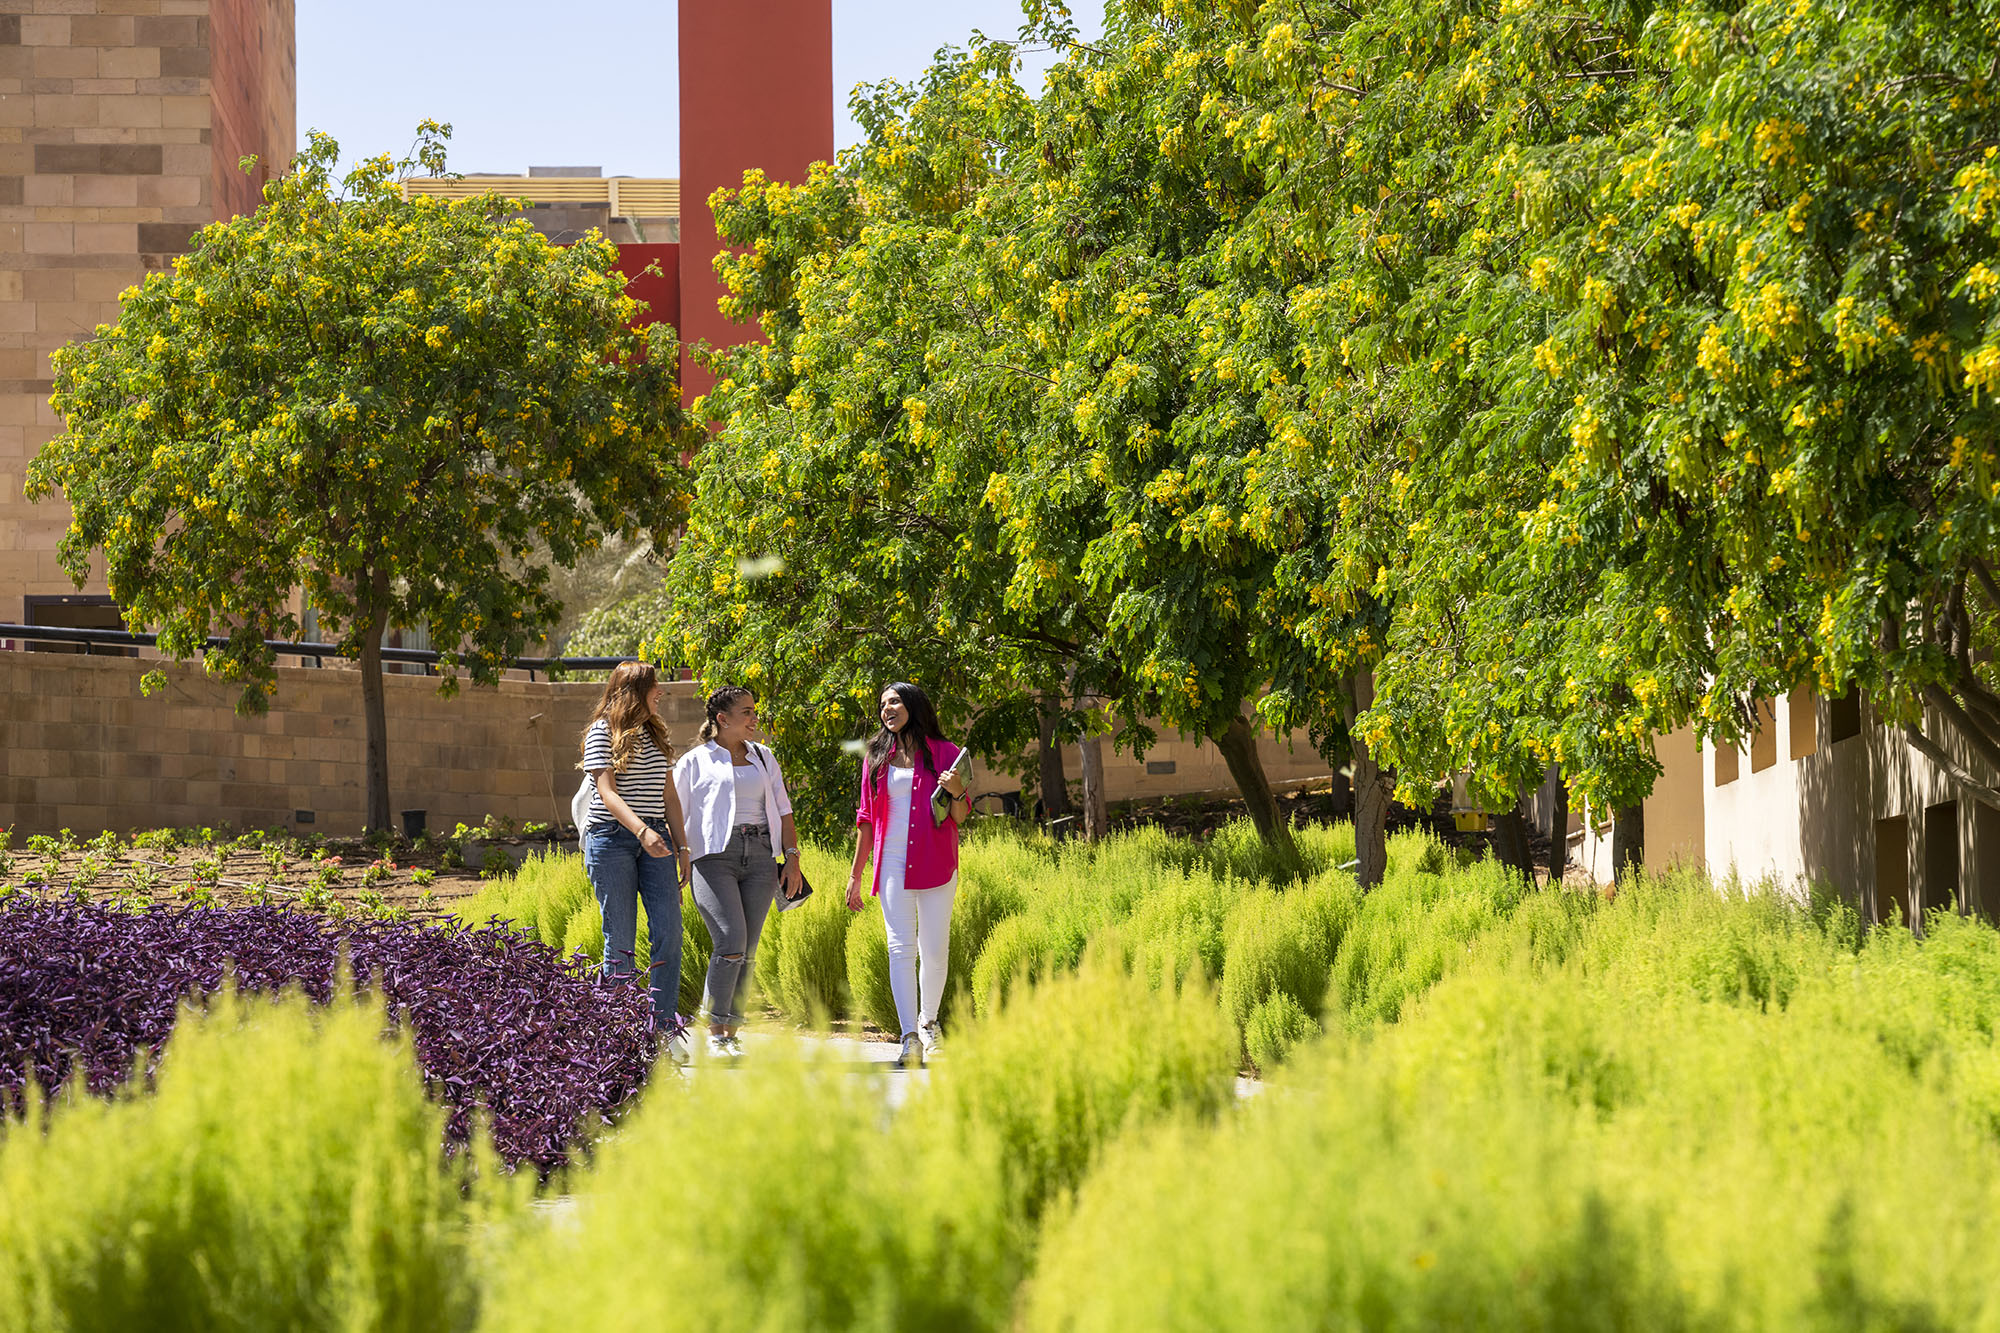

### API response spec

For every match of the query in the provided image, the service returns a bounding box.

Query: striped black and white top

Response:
[581,719,672,830]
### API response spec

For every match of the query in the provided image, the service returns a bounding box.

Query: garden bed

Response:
[0,820,563,918]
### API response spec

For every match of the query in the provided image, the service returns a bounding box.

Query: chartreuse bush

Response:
[483,957,1237,1332]
[0,988,483,1333]
[481,1049,1013,1333]
[1218,876,1358,1058]
[1329,834,1529,1029]
[845,906,898,1035]
[1026,885,2000,1331]
[907,956,1238,1230]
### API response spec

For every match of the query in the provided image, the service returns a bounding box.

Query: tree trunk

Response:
[1348,672,1391,891]
[358,574,392,835]
[1328,762,1352,816]
[1036,693,1073,821]
[1547,772,1570,884]
[1611,801,1645,881]
[1214,711,1304,878]
[1490,793,1534,884]
[1078,731,1109,842]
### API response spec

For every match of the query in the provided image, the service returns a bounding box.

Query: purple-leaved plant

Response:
[0,900,659,1173]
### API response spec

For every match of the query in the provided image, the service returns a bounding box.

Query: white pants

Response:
[881,873,955,1035]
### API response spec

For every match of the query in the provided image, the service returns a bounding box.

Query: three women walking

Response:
[580,672,968,1071]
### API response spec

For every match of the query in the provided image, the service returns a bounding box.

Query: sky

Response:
[296,1,1108,180]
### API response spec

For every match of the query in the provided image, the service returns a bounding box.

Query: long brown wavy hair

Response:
[580,661,672,772]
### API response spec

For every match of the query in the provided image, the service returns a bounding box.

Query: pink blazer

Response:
[855,735,963,894]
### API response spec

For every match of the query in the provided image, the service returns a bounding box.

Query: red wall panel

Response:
[678,0,833,404]
[612,242,681,333]
[208,0,295,223]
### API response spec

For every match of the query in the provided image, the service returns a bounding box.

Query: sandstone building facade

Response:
[0,0,293,630]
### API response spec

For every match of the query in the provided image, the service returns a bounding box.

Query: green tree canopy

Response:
[29,126,693,831]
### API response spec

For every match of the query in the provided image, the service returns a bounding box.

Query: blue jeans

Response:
[583,818,682,1025]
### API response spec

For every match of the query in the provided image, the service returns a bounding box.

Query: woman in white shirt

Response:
[672,686,804,1059]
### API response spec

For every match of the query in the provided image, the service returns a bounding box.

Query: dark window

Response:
[22,595,135,656]
[1876,815,1910,927]
[1925,801,1961,923]
[1976,802,2000,922]
[1829,691,1862,743]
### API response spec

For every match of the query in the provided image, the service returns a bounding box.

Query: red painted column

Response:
[678,0,834,404]
[611,242,681,334]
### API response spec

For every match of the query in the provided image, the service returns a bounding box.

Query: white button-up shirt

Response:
[672,740,795,860]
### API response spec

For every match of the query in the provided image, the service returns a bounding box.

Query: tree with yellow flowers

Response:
[29,126,692,832]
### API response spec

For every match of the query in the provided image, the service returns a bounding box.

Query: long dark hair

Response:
[864,681,947,785]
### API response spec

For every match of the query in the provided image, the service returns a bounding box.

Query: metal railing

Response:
[0,624,635,681]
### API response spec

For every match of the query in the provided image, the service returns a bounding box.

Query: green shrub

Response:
[845,906,898,1036]
[1242,991,1318,1074]
[1122,872,1239,991]
[1218,877,1357,1056]
[968,912,1058,1018]
[1330,853,1524,1029]
[1027,924,2000,1332]
[773,876,852,1024]
[906,958,1238,1231]
[944,864,1028,1022]
[0,988,478,1333]
[482,1050,1012,1332]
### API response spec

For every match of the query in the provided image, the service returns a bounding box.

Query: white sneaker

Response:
[664,1029,691,1067]
[706,1032,734,1060]
[919,1020,943,1058]
[724,1034,745,1059]
[893,1033,924,1070]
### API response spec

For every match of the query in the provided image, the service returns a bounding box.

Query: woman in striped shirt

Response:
[580,661,693,1047]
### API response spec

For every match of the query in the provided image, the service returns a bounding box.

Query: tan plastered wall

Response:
[1571,725,1705,885]
[0,652,1335,836]
[1699,691,2000,918]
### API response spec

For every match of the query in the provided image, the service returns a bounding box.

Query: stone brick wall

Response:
[0,651,1334,837]
[0,650,670,835]
[0,0,294,622]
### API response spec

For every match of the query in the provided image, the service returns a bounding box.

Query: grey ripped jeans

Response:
[689,825,781,1026]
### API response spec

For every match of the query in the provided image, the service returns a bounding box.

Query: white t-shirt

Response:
[880,765,914,883]
[733,760,767,828]
[581,719,671,829]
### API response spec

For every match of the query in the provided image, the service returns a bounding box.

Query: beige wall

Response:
[1698,690,2000,919]
[0,650,631,834]
[0,652,1335,836]
[960,721,1331,811]
[0,0,293,623]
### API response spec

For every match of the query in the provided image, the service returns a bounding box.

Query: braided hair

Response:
[699,685,757,744]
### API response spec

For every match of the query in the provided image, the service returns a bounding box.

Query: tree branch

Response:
[1903,723,2000,810]
[1972,556,2000,614]
[1921,682,2000,782]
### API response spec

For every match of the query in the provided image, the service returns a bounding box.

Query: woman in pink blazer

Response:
[846,681,971,1069]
